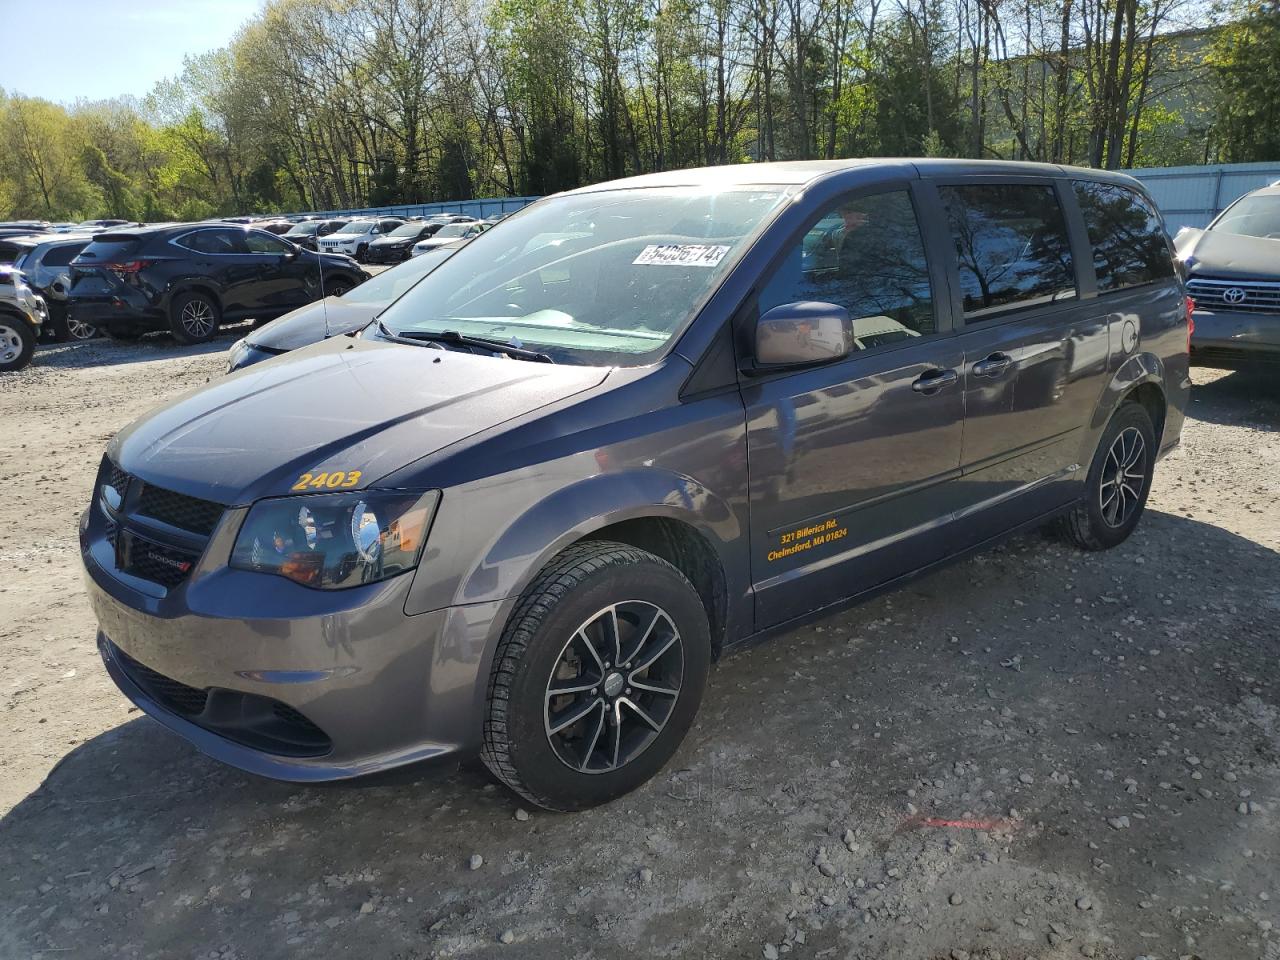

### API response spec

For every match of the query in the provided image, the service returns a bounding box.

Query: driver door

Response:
[739,184,965,629]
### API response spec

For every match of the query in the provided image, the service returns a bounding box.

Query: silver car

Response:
[0,266,49,371]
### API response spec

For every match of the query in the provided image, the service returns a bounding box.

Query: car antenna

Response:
[318,224,331,340]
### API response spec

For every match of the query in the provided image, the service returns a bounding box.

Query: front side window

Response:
[1074,182,1174,292]
[244,231,290,254]
[375,187,792,366]
[759,189,936,349]
[940,183,1076,320]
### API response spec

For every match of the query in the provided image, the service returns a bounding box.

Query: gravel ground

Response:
[1,334,1278,960]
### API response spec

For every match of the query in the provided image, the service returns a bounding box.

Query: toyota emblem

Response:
[1223,286,1248,304]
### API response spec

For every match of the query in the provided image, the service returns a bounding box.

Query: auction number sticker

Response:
[632,244,730,267]
[291,470,363,491]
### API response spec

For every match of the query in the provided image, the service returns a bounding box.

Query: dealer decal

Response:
[632,244,730,267]
[291,470,363,491]
[767,517,848,562]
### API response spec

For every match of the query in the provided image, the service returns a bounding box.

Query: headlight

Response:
[230,490,438,589]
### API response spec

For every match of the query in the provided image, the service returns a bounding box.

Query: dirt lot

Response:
[2,333,1278,960]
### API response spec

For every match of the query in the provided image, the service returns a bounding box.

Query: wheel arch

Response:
[1090,351,1168,442]
[167,281,223,316]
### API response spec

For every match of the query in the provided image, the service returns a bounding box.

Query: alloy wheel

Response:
[180,299,216,339]
[544,601,684,774]
[0,323,24,364]
[1099,426,1146,528]
[66,316,97,340]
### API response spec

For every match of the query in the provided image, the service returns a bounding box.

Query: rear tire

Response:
[481,541,711,811]
[0,314,36,372]
[169,291,221,345]
[1055,402,1156,551]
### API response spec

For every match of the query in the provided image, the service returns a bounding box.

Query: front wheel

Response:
[169,291,221,345]
[481,541,711,811]
[0,315,36,372]
[1055,402,1156,550]
[355,244,368,263]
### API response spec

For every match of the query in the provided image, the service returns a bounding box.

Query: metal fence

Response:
[296,195,541,221]
[1129,162,1280,232]
[296,162,1280,232]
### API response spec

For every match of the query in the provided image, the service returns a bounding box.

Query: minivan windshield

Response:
[1212,193,1280,240]
[335,220,374,235]
[376,186,791,365]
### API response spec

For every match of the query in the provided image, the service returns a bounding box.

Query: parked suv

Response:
[316,218,405,262]
[67,224,368,344]
[1174,183,1280,366]
[12,233,97,340]
[282,218,350,251]
[364,220,450,264]
[0,265,48,371]
[81,160,1189,811]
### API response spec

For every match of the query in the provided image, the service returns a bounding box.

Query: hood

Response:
[246,298,380,351]
[110,338,609,505]
[415,237,454,250]
[1180,228,1280,280]
[370,235,414,247]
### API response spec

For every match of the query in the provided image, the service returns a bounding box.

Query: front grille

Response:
[1187,277,1280,316]
[99,459,225,589]
[137,483,224,536]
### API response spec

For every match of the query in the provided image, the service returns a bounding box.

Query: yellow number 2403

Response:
[291,470,363,492]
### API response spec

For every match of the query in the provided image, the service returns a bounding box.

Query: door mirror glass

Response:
[754,301,852,367]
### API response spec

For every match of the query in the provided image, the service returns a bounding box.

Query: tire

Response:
[481,540,711,811]
[0,313,36,372]
[1055,401,1156,551]
[50,305,97,342]
[355,244,368,263]
[169,291,221,345]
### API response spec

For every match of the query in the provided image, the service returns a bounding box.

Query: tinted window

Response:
[41,243,87,268]
[1073,181,1174,291]
[760,189,936,348]
[244,231,290,254]
[939,183,1075,319]
[177,229,246,254]
[73,238,140,262]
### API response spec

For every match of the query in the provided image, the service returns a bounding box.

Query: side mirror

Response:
[283,245,299,260]
[752,301,852,369]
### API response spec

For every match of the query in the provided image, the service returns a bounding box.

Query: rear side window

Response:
[939,183,1076,320]
[41,243,87,268]
[1073,181,1174,292]
[74,239,140,262]
[176,229,246,255]
[760,189,937,348]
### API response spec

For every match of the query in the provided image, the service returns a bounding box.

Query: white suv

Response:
[316,218,405,262]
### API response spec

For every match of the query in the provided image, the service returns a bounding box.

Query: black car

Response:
[67,223,368,344]
[363,220,448,263]
[283,218,350,251]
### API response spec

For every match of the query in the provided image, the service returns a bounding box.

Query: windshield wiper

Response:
[375,319,553,363]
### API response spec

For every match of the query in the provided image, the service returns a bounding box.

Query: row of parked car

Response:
[0,210,503,371]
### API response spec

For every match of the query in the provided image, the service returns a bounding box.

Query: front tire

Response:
[0,315,36,372]
[1055,402,1156,550]
[169,291,221,345]
[481,541,711,811]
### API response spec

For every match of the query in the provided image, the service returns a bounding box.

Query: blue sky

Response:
[0,0,262,104]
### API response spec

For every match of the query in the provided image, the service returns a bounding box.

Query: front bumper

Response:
[82,511,505,782]
[1190,308,1280,363]
[365,246,410,263]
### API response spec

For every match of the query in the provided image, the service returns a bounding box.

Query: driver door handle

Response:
[911,368,959,394]
[972,352,1013,378]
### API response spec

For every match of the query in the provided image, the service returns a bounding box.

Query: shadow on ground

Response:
[1186,365,1280,430]
[3,511,1278,960]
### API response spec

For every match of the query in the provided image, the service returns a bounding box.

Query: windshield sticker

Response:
[633,244,730,267]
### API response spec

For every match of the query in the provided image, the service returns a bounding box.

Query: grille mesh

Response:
[1187,278,1280,316]
[122,533,199,588]
[136,483,224,536]
[117,648,209,715]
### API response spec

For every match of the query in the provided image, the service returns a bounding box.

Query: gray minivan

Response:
[80,159,1190,810]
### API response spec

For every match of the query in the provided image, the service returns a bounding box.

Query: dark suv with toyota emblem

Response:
[82,160,1189,812]
[1175,183,1280,366]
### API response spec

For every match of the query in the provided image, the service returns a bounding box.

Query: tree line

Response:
[1,0,1276,221]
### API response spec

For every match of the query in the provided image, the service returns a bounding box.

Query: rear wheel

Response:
[1055,402,1156,550]
[481,541,711,811]
[0,314,36,372]
[49,306,98,342]
[169,291,221,345]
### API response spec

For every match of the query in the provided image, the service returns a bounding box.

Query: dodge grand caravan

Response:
[81,159,1190,811]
